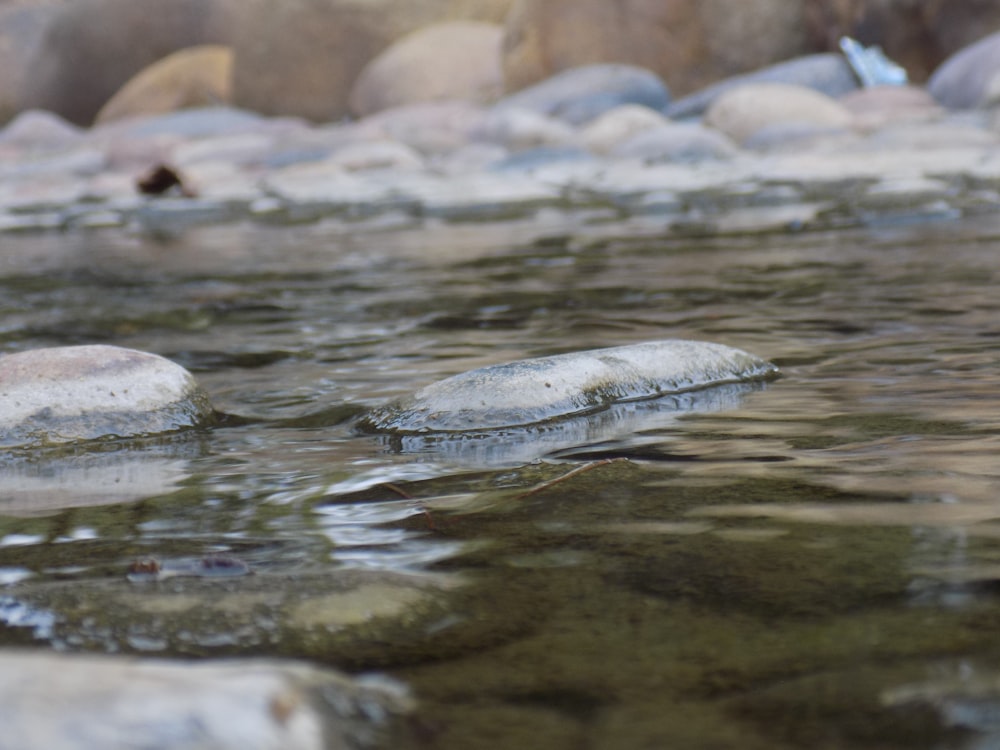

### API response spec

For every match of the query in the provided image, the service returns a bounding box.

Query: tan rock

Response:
[17,0,237,125]
[502,0,811,97]
[231,0,515,122]
[349,21,503,117]
[95,45,233,125]
[578,104,670,154]
[705,82,852,145]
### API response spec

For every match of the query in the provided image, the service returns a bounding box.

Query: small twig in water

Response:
[380,482,438,531]
[515,457,627,500]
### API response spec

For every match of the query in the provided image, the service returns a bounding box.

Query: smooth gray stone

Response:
[0,650,409,750]
[928,30,1000,109]
[497,64,671,125]
[666,53,858,120]
[0,344,213,448]
[359,339,777,433]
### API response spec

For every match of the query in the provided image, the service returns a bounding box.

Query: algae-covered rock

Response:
[0,650,410,750]
[359,339,776,434]
[0,344,213,448]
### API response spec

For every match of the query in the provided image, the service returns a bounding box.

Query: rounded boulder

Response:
[502,0,812,98]
[348,21,504,118]
[95,45,234,125]
[17,0,237,125]
[705,82,852,145]
[231,0,515,122]
[0,345,214,448]
[928,30,1000,110]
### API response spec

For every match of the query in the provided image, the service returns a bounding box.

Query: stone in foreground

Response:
[0,344,213,448]
[359,339,777,433]
[0,651,409,750]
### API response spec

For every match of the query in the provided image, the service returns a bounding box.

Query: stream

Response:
[3,211,1000,749]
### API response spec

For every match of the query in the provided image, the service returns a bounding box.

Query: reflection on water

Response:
[0,438,205,516]
[374,381,769,467]
[5,215,1000,746]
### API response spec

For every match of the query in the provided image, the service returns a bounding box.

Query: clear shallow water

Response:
[4,213,1000,747]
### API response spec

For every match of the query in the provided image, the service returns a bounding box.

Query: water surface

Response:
[3,213,1000,749]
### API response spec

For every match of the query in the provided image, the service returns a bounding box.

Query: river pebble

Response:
[0,345,214,449]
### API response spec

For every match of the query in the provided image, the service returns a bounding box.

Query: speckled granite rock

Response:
[0,344,213,448]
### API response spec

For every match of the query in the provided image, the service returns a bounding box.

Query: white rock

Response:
[0,345,213,448]
[0,651,410,750]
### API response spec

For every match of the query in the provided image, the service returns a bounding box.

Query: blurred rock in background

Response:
[3,0,1000,128]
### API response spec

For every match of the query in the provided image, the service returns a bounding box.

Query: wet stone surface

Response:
[0,345,214,449]
[359,339,777,433]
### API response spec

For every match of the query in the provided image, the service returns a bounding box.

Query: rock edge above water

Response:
[359,339,777,433]
[0,344,213,448]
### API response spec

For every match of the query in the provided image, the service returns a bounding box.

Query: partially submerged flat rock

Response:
[358,339,777,433]
[0,344,213,448]
[0,650,410,750]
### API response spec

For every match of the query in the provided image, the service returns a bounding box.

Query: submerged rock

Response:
[358,339,777,434]
[0,650,410,750]
[0,344,213,448]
